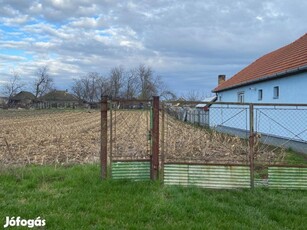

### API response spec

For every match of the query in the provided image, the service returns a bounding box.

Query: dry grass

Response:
[0,109,284,166]
[163,113,284,164]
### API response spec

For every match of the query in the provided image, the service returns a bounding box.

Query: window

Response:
[258,89,263,101]
[219,95,222,102]
[273,86,279,99]
[238,92,244,103]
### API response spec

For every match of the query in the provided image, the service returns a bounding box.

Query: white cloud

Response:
[0,0,306,94]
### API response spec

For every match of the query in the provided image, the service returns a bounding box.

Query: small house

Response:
[213,34,307,104]
[0,97,8,107]
[38,90,79,108]
[210,34,307,153]
[9,91,35,107]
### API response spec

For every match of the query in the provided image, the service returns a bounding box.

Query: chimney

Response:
[218,75,226,85]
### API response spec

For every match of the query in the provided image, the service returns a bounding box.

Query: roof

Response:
[11,91,35,101]
[40,90,78,102]
[214,33,307,92]
[196,96,217,108]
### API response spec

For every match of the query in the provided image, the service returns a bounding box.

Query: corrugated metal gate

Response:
[101,97,307,189]
[161,100,307,190]
[100,97,159,181]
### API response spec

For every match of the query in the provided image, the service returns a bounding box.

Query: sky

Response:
[0,0,306,97]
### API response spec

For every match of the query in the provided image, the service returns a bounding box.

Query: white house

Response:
[213,33,307,104]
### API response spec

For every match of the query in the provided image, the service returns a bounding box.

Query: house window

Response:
[238,92,244,103]
[273,86,279,99]
[219,95,222,102]
[258,89,263,101]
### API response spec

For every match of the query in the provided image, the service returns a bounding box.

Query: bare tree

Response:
[2,71,25,101]
[136,64,158,100]
[72,72,108,103]
[182,90,205,101]
[122,68,139,99]
[109,66,124,99]
[160,90,177,101]
[33,66,54,98]
[71,64,175,102]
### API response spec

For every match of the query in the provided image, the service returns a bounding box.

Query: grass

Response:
[284,149,307,165]
[0,164,306,229]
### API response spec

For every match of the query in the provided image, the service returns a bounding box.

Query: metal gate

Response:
[100,96,159,180]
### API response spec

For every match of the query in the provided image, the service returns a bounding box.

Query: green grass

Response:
[285,149,307,165]
[0,164,306,230]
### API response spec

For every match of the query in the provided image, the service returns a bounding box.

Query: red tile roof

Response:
[214,33,307,92]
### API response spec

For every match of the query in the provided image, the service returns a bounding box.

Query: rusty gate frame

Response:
[100,95,160,180]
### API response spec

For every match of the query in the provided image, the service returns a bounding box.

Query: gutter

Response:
[213,65,307,93]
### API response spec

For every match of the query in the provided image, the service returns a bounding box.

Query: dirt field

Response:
[0,110,100,166]
[0,109,284,166]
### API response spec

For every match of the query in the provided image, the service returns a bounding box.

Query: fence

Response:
[162,101,307,189]
[100,96,159,180]
[101,97,307,189]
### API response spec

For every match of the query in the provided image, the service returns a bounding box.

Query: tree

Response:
[33,66,54,98]
[1,71,25,100]
[136,64,158,100]
[182,90,205,101]
[72,72,108,103]
[109,66,124,99]
[71,64,175,102]
[122,69,139,99]
[160,90,177,101]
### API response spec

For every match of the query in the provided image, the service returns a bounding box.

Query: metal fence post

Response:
[151,96,160,180]
[161,102,165,180]
[101,95,108,180]
[249,103,255,189]
[109,98,113,178]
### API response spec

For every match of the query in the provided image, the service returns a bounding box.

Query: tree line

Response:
[1,64,177,103]
[72,64,176,102]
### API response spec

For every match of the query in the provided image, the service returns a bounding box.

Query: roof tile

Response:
[214,33,307,92]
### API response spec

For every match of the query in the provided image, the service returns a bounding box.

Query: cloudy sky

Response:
[0,0,306,97]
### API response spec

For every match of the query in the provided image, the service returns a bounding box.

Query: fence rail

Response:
[101,97,307,189]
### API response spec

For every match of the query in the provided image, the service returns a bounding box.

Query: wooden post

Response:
[101,95,108,179]
[151,96,159,180]
[249,103,255,189]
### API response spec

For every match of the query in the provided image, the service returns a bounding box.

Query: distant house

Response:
[0,97,8,107]
[37,90,79,108]
[213,34,307,104]
[9,91,35,107]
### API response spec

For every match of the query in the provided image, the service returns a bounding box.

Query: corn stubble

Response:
[0,110,283,166]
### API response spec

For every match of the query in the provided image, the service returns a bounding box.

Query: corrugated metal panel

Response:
[254,178,268,188]
[164,164,189,186]
[164,164,250,189]
[112,161,150,180]
[268,167,307,189]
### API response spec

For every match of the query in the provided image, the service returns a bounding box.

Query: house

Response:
[209,34,307,153]
[213,33,307,104]
[37,90,79,108]
[9,91,35,107]
[0,97,8,107]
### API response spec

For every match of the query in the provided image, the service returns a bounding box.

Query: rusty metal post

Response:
[161,102,165,180]
[249,103,255,189]
[101,95,108,179]
[151,96,160,180]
